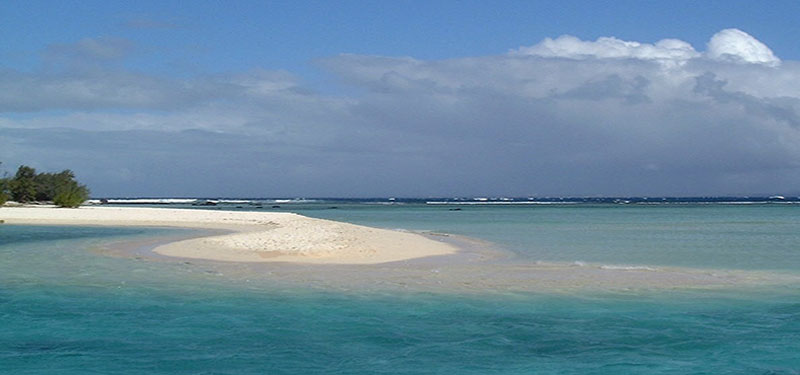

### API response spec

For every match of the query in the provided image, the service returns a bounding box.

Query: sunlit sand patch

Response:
[0,206,456,264]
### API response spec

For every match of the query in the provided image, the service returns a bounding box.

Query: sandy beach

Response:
[0,206,457,264]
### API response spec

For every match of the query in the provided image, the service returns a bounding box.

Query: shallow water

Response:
[297,203,800,271]
[2,204,800,373]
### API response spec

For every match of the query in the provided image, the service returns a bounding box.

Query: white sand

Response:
[0,206,457,264]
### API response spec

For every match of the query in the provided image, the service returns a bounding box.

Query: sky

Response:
[2,1,800,197]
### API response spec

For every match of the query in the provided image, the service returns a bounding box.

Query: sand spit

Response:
[3,206,798,292]
[0,206,457,264]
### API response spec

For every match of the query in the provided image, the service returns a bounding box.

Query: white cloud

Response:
[0,67,323,113]
[2,29,799,196]
[706,28,780,67]
[511,28,780,68]
[512,35,700,64]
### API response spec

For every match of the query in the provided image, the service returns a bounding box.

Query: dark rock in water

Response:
[449,208,462,211]
[236,205,243,208]
[100,198,109,204]
[272,205,281,209]
[329,206,338,209]
[192,200,217,206]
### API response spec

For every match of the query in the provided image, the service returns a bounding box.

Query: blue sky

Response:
[2,1,800,197]
[4,1,799,71]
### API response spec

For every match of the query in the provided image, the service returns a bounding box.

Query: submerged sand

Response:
[2,205,798,292]
[0,206,457,264]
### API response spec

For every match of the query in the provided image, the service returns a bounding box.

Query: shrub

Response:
[0,163,90,206]
[34,170,77,201]
[0,176,8,206]
[53,183,90,208]
[10,165,37,203]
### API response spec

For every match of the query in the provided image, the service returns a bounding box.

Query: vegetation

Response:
[0,180,8,206]
[9,165,37,203]
[0,162,8,205]
[0,162,90,207]
[34,170,84,202]
[53,183,91,208]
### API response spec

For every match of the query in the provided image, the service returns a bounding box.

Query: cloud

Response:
[692,72,800,128]
[511,35,700,64]
[511,28,780,68]
[0,67,317,113]
[707,28,780,67]
[0,70,202,112]
[2,29,799,196]
[45,37,134,68]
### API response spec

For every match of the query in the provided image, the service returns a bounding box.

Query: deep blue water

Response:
[2,205,800,373]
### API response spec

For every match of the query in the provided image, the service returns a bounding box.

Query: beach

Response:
[0,206,457,264]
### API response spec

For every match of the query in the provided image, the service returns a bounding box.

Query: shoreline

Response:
[0,206,458,264]
[3,205,799,292]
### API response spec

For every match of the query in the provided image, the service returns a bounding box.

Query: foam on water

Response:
[599,264,658,271]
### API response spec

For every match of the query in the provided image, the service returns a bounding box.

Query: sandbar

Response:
[0,206,457,264]
[3,206,798,292]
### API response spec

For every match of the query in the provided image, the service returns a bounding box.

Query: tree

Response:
[0,162,8,205]
[34,170,76,201]
[10,165,37,203]
[1,164,90,207]
[53,182,90,208]
[0,179,8,206]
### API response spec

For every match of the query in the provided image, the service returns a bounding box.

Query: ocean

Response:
[2,200,799,373]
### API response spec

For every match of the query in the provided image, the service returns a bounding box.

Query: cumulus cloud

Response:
[707,28,780,66]
[512,28,780,68]
[512,35,700,63]
[2,29,799,196]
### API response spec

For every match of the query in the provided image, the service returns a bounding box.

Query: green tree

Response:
[10,165,37,203]
[0,180,8,206]
[53,182,90,208]
[0,162,8,205]
[1,164,90,206]
[34,170,77,201]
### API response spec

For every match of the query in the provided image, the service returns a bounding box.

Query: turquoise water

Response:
[2,205,800,373]
[297,203,800,270]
